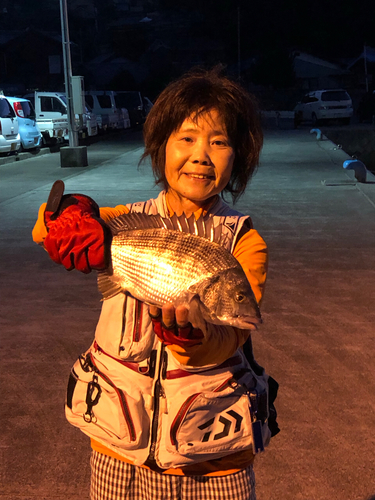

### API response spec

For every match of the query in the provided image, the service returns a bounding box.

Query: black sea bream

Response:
[98,212,261,329]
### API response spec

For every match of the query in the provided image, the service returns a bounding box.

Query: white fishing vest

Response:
[65,192,271,468]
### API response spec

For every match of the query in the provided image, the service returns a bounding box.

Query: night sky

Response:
[3,0,374,61]
[1,0,374,96]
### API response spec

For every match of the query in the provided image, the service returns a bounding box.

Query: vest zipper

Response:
[146,344,166,462]
[119,295,128,348]
[133,300,143,342]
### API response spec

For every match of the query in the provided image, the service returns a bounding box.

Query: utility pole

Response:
[59,0,88,167]
[237,5,241,80]
[59,0,78,147]
[364,43,369,93]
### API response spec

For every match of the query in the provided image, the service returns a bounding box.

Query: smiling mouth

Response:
[185,173,215,180]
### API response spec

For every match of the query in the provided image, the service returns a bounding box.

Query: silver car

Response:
[0,95,21,154]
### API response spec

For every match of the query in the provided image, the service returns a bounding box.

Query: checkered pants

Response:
[90,451,256,500]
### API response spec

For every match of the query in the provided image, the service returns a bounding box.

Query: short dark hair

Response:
[141,67,263,203]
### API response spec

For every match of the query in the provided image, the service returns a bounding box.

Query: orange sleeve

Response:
[167,228,268,367]
[232,228,268,306]
[99,205,129,221]
[32,202,48,245]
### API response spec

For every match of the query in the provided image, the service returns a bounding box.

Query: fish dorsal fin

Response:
[108,211,227,245]
[169,213,227,245]
[168,213,209,238]
[177,214,190,233]
[169,213,183,232]
[195,216,205,238]
[218,230,230,248]
[108,212,171,235]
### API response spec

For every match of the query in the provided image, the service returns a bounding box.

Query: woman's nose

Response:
[191,141,211,165]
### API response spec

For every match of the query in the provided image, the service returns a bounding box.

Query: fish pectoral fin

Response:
[188,274,220,296]
[187,279,204,295]
[97,271,123,300]
[175,292,209,332]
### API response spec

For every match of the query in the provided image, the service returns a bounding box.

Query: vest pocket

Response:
[168,386,254,456]
[65,353,148,449]
[157,370,269,468]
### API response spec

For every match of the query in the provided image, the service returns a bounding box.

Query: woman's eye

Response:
[212,139,228,146]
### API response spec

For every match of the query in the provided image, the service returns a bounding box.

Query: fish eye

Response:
[235,292,246,303]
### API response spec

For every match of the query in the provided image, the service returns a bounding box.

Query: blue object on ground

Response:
[343,159,367,183]
[310,128,322,140]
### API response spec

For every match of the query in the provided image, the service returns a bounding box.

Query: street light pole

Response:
[237,5,241,80]
[59,0,78,147]
[364,43,369,93]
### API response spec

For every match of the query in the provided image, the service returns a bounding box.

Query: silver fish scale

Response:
[109,227,236,306]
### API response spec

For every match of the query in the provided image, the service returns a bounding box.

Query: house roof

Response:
[293,51,345,71]
[347,46,375,69]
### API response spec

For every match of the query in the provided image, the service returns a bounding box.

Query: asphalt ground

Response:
[1,129,375,500]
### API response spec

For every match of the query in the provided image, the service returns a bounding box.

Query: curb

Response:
[0,146,52,166]
[0,128,138,167]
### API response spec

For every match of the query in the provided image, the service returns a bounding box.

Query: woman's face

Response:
[164,109,235,210]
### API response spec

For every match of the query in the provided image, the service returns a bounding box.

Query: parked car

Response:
[85,91,128,131]
[294,89,353,126]
[114,91,146,128]
[0,95,21,154]
[57,94,98,138]
[143,96,153,115]
[23,91,98,141]
[6,96,42,150]
[23,92,69,144]
[83,103,98,137]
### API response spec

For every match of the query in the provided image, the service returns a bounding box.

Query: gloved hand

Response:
[43,181,112,274]
[149,304,204,348]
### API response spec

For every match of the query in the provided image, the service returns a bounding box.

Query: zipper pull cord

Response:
[83,373,102,423]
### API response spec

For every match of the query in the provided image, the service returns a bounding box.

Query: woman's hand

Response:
[43,193,112,274]
[149,303,189,328]
[149,303,204,347]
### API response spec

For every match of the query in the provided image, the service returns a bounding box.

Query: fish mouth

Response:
[231,315,262,330]
[211,314,262,330]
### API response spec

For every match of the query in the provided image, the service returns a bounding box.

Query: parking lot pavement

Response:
[1,129,375,500]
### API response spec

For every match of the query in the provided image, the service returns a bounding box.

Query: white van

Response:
[23,92,69,144]
[85,91,130,131]
[114,91,146,128]
[294,89,353,126]
[23,92,98,143]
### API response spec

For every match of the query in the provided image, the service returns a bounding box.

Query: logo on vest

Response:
[198,410,243,442]
[224,220,237,234]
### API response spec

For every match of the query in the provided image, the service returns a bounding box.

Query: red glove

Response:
[44,192,112,274]
[150,314,204,348]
